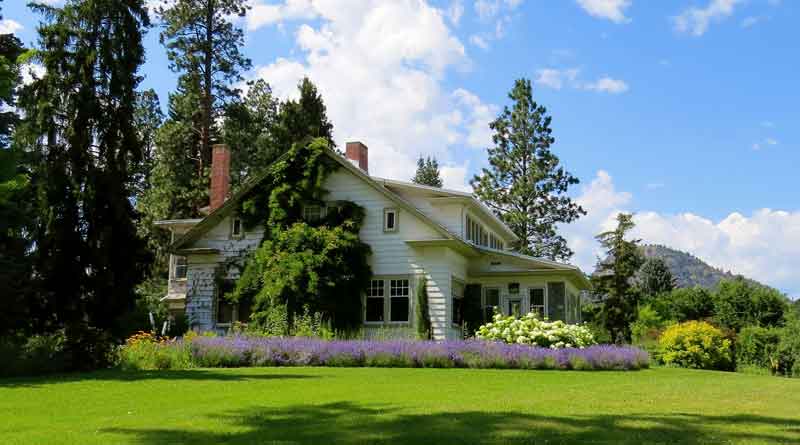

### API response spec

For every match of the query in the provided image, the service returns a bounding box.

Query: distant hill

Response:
[640,244,770,290]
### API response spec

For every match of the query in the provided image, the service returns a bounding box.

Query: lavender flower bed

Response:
[184,337,649,371]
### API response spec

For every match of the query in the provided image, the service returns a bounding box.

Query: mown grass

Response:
[1,367,799,444]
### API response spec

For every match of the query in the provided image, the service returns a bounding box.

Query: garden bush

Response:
[119,336,648,371]
[0,331,69,377]
[475,312,596,349]
[659,321,733,370]
[630,305,669,360]
[116,331,192,371]
[736,325,780,372]
[776,317,800,377]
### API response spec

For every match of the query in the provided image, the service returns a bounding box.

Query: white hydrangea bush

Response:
[475,312,596,349]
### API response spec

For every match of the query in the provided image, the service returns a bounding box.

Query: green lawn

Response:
[1,367,799,445]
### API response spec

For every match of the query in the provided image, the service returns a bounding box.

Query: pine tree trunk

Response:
[200,0,214,175]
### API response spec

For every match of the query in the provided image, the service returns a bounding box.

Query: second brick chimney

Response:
[345,141,369,174]
[210,143,231,212]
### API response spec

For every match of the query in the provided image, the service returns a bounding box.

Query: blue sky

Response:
[3,0,798,296]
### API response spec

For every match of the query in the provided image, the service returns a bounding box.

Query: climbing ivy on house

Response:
[228,138,372,331]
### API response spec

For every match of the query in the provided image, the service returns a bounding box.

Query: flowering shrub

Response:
[117,331,192,371]
[117,336,648,371]
[659,321,733,370]
[475,312,596,349]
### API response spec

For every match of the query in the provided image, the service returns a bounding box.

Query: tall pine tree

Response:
[0,4,37,335]
[156,0,251,174]
[591,213,645,343]
[20,0,150,344]
[471,79,584,261]
[412,156,443,188]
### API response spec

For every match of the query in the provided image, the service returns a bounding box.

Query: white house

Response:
[156,142,590,340]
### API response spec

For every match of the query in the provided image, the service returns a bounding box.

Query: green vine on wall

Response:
[227,138,372,331]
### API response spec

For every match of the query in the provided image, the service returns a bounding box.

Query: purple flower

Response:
[179,336,649,371]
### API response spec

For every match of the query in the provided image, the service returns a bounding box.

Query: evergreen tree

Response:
[412,156,443,188]
[137,77,208,276]
[275,77,335,151]
[20,0,150,344]
[156,0,251,174]
[638,257,675,297]
[591,213,645,342]
[222,78,280,189]
[471,79,584,261]
[0,8,37,335]
[130,89,163,201]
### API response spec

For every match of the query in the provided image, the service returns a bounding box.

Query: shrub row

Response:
[117,335,649,371]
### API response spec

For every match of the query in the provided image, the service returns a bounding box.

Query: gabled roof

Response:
[169,148,462,251]
[373,177,519,242]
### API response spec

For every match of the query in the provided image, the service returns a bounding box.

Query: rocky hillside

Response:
[640,244,768,290]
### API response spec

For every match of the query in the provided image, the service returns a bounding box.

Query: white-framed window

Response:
[383,208,398,232]
[451,278,465,326]
[172,255,188,279]
[231,216,243,238]
[389,278,410,322]
[529,287,546,319]
[482,287,500,322]
[365,276,410,323]
[303,204,325,222]
[365,279,385,323]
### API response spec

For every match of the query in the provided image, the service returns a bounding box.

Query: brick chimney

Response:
[345,141,368,174]
[210,143,231,211]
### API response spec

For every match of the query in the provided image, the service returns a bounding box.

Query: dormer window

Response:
[383,208,398,232]
[231,217,243,238]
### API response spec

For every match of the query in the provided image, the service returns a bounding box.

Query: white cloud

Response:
[0,19,23,35]
[247,0,317,30]
[249,0,496,181]
[535,68,579,90]
[469,34,489,50]
[447,0,465,25]
[673,0,742,36]
[453,88,497,148]
[581,76,629,94]
[575,0,632,24]
[536,68,628,94]
[562,170,800,297]
[441,163,472,192]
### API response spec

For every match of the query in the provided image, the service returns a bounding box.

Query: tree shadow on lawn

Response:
[0,369,319,388]
[105,401,800,445]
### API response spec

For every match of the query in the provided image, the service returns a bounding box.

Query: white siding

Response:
[325,170,440,276]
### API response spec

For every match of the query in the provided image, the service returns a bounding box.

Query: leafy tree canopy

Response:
[713,277,788,331]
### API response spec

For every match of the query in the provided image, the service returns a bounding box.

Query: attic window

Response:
[231,217,243,238]
[383,208,398,232]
